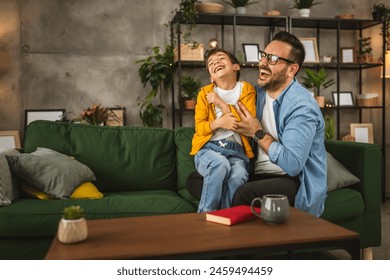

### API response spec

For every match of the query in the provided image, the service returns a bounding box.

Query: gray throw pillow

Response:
[6,147,96,199]
[0,148,20,205]
[327,152,360,192]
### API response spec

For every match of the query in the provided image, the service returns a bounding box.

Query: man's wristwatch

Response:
[253,129,267,142]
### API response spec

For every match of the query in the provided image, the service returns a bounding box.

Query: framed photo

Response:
[25,109,65,131]
[341,48,355,63]
[243,44,259,62]
[332,91,354,106]
[0,131,21,149]
[105,107,126,126]
[299,38,319,63]
[350,123,373,144]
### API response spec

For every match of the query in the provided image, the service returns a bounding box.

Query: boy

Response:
[190,48,256,213]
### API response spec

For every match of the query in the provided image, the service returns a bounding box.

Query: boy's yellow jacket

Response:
[190,81,256,158]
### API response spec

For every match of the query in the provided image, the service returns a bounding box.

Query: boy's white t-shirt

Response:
[254,93,285,174]
[210,82,243,145]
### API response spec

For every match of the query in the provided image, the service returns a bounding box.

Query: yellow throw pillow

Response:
[70,182,103,199]
[20,182,53,200]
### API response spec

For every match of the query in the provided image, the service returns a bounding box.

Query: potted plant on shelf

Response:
[357,37,373,63]
[57,205,88,244]
[222,0,258,14]
[181,75,202,109]
[136,45,174,127]
[290,0,322,17]
[301,67,335,107]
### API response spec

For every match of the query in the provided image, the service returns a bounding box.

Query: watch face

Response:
[255,129,266,140]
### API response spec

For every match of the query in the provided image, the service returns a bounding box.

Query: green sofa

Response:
[0,121,382,259]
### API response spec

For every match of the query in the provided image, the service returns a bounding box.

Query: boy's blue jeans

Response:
[194,141,249,213]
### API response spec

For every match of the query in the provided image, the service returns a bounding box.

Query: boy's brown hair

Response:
[205,48,241,81]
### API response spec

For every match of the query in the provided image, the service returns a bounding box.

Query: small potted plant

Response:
[57,205,88,244]
[357,37,373,63]
[181,75,202,109]
[301,67,335,107]
[222,0,258,14]
[290,0,322,17]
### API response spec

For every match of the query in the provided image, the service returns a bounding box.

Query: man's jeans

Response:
[194,141,249,213]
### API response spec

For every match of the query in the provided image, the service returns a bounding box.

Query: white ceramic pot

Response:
[235,7,246,14]
[58,218,88,244]
[298,9,310,17]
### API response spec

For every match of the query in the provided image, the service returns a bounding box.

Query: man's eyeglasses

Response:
[258,50,296,65]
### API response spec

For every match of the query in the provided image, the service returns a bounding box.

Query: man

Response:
[232,31,327,217]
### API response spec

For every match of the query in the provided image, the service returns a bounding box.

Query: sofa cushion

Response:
[20,182,52,200]
[320,188,364,222]
[70,182,104,199]
[0,190,197,238]
[0,148,20,205]
[20,181,103,200]
[327,152,360,192]
[6,147,96,199]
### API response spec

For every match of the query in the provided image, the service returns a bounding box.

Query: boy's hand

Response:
[206,92,223,106]
[210,113,238,131]
[207,92,229,114]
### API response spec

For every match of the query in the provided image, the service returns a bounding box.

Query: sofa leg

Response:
[362,247,373,260]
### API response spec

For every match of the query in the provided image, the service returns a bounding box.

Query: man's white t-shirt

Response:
[254,93,285,174]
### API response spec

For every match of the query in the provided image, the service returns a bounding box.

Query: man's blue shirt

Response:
[255,78,327,217]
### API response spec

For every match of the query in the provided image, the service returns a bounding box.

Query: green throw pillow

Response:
[327,152,360,192]
[6,147,96,199]
[0,148,20,205]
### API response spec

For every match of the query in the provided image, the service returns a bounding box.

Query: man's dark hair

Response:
[205,48,241,81]
[272,31,305,74]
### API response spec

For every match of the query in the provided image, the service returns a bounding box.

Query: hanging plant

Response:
[169,0,200,47]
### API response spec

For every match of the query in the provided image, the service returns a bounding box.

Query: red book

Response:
[205,205,260,226]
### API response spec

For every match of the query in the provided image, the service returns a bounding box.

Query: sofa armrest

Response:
[325,139,382,246]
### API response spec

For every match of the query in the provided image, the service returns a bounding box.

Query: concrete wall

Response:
[0,0,390,195]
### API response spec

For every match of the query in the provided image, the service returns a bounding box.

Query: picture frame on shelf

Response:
[341,48,355,63]
[350,123,373,144]
[25,109,65,132]
[0,130,21,149]
[299,38,319,63]
[105,107,126,126]
[332,91,354,106]
[242,44,259,62]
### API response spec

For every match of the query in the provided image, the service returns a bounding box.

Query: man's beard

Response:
[258,65,288,92]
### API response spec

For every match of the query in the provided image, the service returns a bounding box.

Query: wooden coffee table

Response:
[45,207,360,260]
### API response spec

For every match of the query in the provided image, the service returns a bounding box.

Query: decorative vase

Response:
[235,7,246,14]
[298,9,310,17]
[58,218,88,244]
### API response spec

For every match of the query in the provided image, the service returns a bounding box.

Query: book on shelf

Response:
[205,205,260,226]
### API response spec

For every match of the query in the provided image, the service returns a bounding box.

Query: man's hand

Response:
[235,102,262,137]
